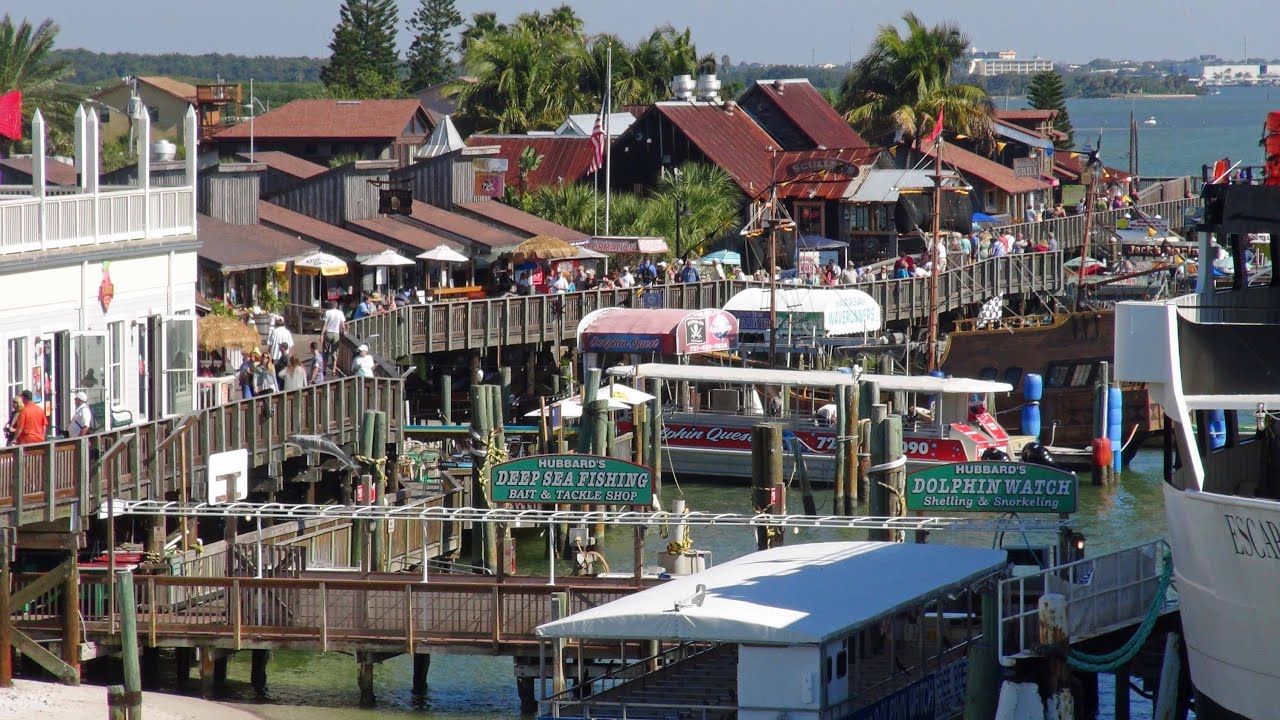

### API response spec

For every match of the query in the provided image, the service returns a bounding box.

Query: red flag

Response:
[922,107,944,146]
[0,91,21,141]
[588,110,605,174]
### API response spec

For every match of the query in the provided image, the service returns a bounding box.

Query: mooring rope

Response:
[1064,554,1175,673]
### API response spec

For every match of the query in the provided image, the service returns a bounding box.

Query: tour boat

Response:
[610,362,1027,482]
[1144,116,1158,126]
[1115,163,1280,719]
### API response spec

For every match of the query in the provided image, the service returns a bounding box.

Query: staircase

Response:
[565,644,739,720]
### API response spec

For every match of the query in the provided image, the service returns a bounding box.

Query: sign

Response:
[207,449,249,504]
[1061,184,1086,207]
[906,461,1078,514]
[678,310,737,355]
[474,172,505,197]
[786,158,861,177]
[472,158,509,173]
[490,454,653,506]
[848,657,967,720]
[1013,157,1040,178]
[1116,215,1170,232]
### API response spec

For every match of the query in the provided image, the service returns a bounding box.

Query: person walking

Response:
[280,355,308,391]
[321,301,346,373]
[267,317,293,363]
[352,344,375,378]
[308,341,326,385]
[13,390,47,444]
[238,349,260,399]
[253,353,279,395]
[67,391,94,437]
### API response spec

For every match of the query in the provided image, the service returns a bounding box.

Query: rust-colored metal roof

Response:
[994,109,1058,122]
[651,102,779,196]
[346,216,461,253]
[408,200,524,249]
[744,79,868,150]
[0,157,78,186]
[917,142,1044,195]
[215,99,427,140]
[775,147,884,200]
[241,151,327,180]
[464,134,598,191]
[257,202,390,257]
[457,201,589,242]
[197,214,317,271]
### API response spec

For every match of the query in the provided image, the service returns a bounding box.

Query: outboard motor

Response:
[980,446,1010,462]
[1020,441,1065,470]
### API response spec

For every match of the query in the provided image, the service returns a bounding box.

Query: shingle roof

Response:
[0,157,78,186]
[240,151,327,180]
[917,142,1043,195]
[649,102,779,196]
[407,200,525,249]
[215,99,426,141]
[464,134,598,190]
[137,76,198,102]
[197,214,317,271]
[346,216,462,253]
[457,201,589,242]
[257,201,390,257]
[743,79,868,150]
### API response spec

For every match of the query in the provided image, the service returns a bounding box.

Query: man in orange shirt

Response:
[14,390,47,444]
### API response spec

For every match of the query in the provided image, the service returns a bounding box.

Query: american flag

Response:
[588,111,605,174]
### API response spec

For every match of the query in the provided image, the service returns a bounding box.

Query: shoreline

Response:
[0,679,266,720]
[1104,93,1199,99]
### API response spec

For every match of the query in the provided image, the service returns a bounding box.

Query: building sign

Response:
[848,657,968,720]
[472,158,509,173]
[474,172,505,197]
[786,158,861,177]
[490,454,653,506]
[580,333,665,353]
[1116,215,1170,232]
[1013,157,1041,178]
[676,310,737,355]
[906,461,1078,513]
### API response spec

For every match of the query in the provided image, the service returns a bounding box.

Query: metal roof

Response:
[650,102,780,195]
[238,151,327,180]
[775,147,884,201]
[214,99,428,140]
[557,112,636,137]
[257,201,392,257]
[464,134,598,191]
[918,141,1044,195]
[408,200,524,249]
[196,214,317,271]
[742,79,868,150]
[457,201,589,242]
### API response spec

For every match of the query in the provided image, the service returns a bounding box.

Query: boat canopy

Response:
[609,362,857,387]
[723,287,882,336]
[536,542,1007,644]
[1182,394,1280,411]
[860,374,1013,394]
[576,308,739,356]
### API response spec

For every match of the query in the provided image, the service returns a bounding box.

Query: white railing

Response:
[997,538,1171,665]
[0,186,195,255]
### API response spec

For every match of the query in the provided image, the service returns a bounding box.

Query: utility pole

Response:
[926,137,943,372]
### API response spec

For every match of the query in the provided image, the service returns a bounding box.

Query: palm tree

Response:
[521,181,596,233]
[646,163,740,259]
[459,11,502,52]
[0,15,77,152]
[450,24,585,132]
[837,12,991,145]
[517,146,544,198]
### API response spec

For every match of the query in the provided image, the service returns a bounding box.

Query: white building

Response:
[969,56,1054,76]
[0,104,198,437]
[1201,64,1276,83]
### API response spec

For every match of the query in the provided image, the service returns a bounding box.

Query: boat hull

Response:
[1162,483,1280,720]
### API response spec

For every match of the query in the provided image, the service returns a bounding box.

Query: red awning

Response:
[577,308,739,356]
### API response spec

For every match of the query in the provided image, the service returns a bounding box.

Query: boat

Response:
[1115,153,1280,718]
[1144,116,1158,126]
[610,362,1027,481]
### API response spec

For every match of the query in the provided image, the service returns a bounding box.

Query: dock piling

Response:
[845,382,860,511]
[833,385,847,516]
[412,653,431,695]
[117,571,142,715]
[868,405,904,542]
[440,375,451,423]
[751,424,785,551]
[251,649,270,696]
[356,652,376,706]
[647,378,663,503]
[1039,593,1075,720]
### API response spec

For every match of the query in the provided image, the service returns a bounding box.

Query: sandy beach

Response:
[0,679,263,720]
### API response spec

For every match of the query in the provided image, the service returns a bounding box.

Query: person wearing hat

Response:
[68,391,94,437]
[238,348,261,399]
[352,344,375,378]
[678,258,700,283]
[619,266,635,288]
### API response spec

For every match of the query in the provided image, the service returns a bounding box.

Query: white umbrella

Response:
[523,396,629,418]
[600,383,656,406]
[294,251,349,276]
[417,246,469,263]
[360,249,416,267]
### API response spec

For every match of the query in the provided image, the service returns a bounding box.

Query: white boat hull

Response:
[1163,482,1280,719]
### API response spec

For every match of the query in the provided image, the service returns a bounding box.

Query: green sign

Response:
[490,454,653,506]
[906,462,1078,514]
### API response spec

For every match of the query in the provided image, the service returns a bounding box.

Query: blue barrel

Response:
[1021,374,1042,440]
[926,370,945,407]
[1108,387,1124,471]
[1207,409,1227,450]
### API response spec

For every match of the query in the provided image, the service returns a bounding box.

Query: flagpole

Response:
[927,124,943,372]
[604,43,613,236]
[593,152,599,236]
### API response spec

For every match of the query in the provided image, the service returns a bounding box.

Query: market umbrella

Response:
[701,249,742,266]
[600,383,657,406]
[511,234,577,264]
[416,245,470,263]
[523,396,629,419]
[294,251,349,276]
[197,315,261,352]
[359,249,416,267]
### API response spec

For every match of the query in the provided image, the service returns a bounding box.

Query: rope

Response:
[866,455,907,474]
[1065,554,1175,673]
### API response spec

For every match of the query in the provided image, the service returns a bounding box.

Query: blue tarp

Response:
[971,212,1000,224]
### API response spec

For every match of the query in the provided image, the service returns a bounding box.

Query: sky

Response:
[8,0,1280,66]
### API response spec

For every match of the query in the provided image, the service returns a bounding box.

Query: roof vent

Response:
[671,74,695,101]
[336,100,362,105]
[721,100,735,115]
[696,74,721,102]
[772,79,785,94]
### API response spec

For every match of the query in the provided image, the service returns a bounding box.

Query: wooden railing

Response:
[989,198,1199,249]
[15,572,662,652]
[0,186,196,255]
[0,376,404,525]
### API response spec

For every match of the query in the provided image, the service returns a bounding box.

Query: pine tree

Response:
[1026,70,1074,148]
[405,0,461,91]
[320,0,402,97]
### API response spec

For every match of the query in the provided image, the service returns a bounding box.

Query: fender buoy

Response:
[1091,438,1113,467]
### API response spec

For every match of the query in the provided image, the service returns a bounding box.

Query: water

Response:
[211,449,1170,720]
[1010,85,1280,178]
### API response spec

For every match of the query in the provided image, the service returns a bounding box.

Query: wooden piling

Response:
[550,592,568,695]
[467,383,493,571]
[412,653,431,695]
[869,405,905,542]
[1039,593,1075,720]
[587,398,611,540]
[833,385,847,516]
[356,651,376,706]
[488,385,511,573]
[251,649,270,695]
[751,424,785,551]
[0,532,11,689]
[1093,361,1112,487]
[117,571,143,716]
[107,685,130,720]
[440,375,452,423]
[647,379,663,503]
[175,648,192,687]
[1115,665,1131,720]
[1154,633,1183,720]
[62,557,80,683]
[792,443,818,516]
[857,418,871,504]
[499,366,512,426]
[199,647,215,698]
[845,382,861,512]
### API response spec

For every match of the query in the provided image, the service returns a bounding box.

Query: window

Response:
[147,106,159,123]
[108,322,125,406]
[164,316,195,415]
[843,205,870,231]
[6,337,26,412]
[978,367,999,381]
[99,108,111,124]
[1002,366,1024,388]
[1046,363,1071,389]
[836,640,848,679]
[795,202,825,237]
[873,205,892,232]
[1069,363,1094,387]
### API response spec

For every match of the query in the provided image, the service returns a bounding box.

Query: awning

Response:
[609,363,857,387]
[575,236,670,255]
[796,234,847,251]
[576,308,739,356]
[724,287,882,336]
[536,542,1008,644]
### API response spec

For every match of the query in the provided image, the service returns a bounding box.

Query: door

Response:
[136,321,152,421]
[71,332,108,431]
[161,315,196,417]
[34,334,57,439]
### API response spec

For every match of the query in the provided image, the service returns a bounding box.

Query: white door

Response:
[161,315,196,417]
[71,331,108,430]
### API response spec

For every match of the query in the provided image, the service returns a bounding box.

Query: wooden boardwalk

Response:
[0,376,405,527]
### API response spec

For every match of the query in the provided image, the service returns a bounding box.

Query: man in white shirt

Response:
[68,391,93,437]
[352,344,375,378]
[321,301,346,372]
[619,267,635,288]
[267,317,293,362]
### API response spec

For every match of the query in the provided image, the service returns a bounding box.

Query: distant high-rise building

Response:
[963,48,1054,76]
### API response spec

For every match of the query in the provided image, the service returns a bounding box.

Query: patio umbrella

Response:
[701,249,742,266]
[197,315,261,352]
[294,251,349,276]
[523,396,629,419]
[511,234,577,264]
[416,245,470,263]
[600,383,657,406]
[360,249,416,267]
